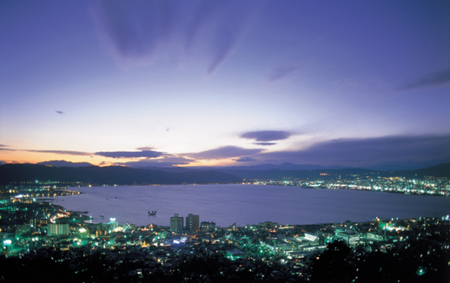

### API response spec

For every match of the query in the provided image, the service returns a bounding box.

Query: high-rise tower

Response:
[170,214,183,233]
[186,213,199,231]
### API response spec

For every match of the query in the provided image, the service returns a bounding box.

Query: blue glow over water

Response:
[49,185,450,227]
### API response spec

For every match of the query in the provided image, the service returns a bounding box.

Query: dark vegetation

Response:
[1,237,449,283]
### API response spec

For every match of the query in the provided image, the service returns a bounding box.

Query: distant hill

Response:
[214,163,346,171]
[179,163,346,171]
[220,163,450,180]
[363,160,450,171]
[0,164,243,185]
[394,162,450,179]
[36,160,94,167]
[0,162,448,186]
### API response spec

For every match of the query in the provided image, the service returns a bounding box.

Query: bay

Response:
[48,184,450,227]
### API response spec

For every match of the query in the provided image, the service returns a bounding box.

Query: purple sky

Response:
[1,0,449,169]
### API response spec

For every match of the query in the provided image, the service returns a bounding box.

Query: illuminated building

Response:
[79,227,90,239]
[47,223,70,236]
[200,221,216,231]
[170,214,183,233]
[104,218,119,233]
[186,214,199,231]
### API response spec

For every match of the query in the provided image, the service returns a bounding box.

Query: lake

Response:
[47,184,450,227]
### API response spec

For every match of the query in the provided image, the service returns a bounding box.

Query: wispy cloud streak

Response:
[0,145,14,151]
[95,150,164,158]
[204,1,258,76]
[267,65,299,82]
[233,156,257,162]
[95,150,164,159]
[90,0,262,75]
[24,148,165,159]
[254,142,277,146]
[241,130,292,142]
[26,150,90,156]
[400,69,450,90]
[113,156,193,167]
[185,146,263,160]
[90,0,174,67]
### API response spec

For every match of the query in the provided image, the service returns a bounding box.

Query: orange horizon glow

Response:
[0,150,242,168]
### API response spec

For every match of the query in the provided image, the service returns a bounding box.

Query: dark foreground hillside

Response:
[1,238,448,283]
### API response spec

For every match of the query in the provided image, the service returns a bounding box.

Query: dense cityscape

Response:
[252,176,450,197]
[1,180,449,282]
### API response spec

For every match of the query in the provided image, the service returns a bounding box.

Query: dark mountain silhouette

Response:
[219,163,450,180]
[36,160,94,167]
[394,162,450,179]
[363,160,450,171]
[0,164,242,185]
[1,163,448,185]
[160,162,346,171]
[208,163,346,171]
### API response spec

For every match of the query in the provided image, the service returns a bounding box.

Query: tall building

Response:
[186,214,199,231]
[170,214,183,233]
[47,223,70,236]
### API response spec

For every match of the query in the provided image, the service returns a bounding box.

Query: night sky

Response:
[1,0,449,169]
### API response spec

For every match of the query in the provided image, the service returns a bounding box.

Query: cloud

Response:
[204,2,258,76]
[136,147,155,151]
[0,145,14,151]
[0,161,6,165]
[181,1,262,76]
[184,1,216,52]
[36,160,94,167]
[95,150,164,159]
[56,111,64,114]
[90,0,261,75]
[254,142,277,146]
[259,134,450,167]
[185,146,263,160]
[24,148,165,159]
[400,69,450,90]
[267,65,299,82]
[241,130,292,142]
[114,156,193,168]
[26,150,90,156]
[233,157,257,162]
[90,0,174,67]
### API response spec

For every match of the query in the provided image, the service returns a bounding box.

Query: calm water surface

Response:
[48,185,450,227]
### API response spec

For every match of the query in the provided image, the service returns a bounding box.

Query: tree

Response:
[308,240,355,283]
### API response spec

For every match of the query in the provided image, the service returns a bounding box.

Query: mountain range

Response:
[1,162,448,186]
[32,160,448,172]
